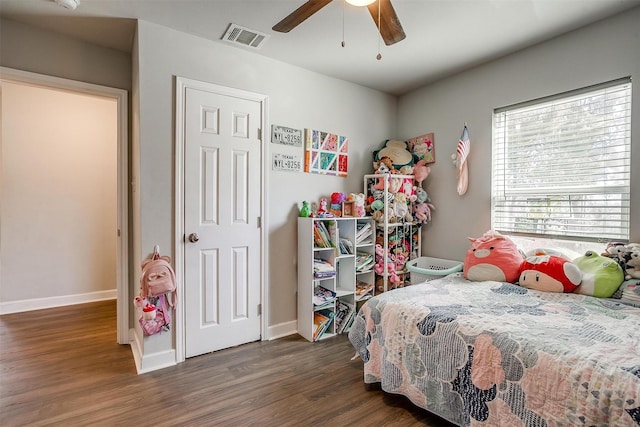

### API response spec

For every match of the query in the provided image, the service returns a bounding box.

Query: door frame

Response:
[0,67,130,344]
[174,76,269,363]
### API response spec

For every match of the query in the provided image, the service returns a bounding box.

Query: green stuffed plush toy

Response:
[573,250,624,298]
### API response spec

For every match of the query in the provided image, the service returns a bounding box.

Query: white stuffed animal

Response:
[393,193,413,222]
[625,248,640,280]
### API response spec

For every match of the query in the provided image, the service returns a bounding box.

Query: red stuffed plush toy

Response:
[464,230,523,283]
[519,255,582,293]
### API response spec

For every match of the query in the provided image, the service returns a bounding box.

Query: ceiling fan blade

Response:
[272,0,334,33]
[367,0,406,46]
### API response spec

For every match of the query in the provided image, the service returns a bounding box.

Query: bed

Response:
[348,272,640,426]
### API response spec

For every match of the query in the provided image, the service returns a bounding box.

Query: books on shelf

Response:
[355,252,374,272]
[334,301,356,334]
[341,310,356,333]
[339,237,354,255]
[313,309,334,341]
[314,300,334,311]
[356,280,374,301]
[313,221,335,248]
[356,222,373,245]
[313,258,336,278]
[313,285,337,306]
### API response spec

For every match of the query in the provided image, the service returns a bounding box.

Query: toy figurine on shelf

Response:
[330,192,346,217]
[299,201,311,217]
[315,198,335,218]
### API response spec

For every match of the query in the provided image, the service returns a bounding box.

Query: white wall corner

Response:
[267,320,298,340]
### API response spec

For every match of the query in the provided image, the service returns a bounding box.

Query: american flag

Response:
[456,125,470,195]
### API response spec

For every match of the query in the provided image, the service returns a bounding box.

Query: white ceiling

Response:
[1,0,639,95]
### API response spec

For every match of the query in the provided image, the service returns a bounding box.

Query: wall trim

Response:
[0,289,116,315]
[267,320,298,340]
[129,328,176,374]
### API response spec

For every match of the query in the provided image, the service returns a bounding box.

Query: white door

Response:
[184,85,262,358]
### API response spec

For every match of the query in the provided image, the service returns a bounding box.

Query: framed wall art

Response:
[304,129,348,177]
[408,133,435,164]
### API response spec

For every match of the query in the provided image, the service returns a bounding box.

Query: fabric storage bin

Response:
[406,257,463,284]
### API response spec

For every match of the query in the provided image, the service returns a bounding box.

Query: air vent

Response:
[222,24,269,50]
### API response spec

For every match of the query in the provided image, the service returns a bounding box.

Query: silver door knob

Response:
[188,233,199,243]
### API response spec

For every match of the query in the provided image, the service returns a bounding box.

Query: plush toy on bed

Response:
[624,248,640,280]
[519,255,582,293]
[464,230,524,283]
[601,242,640,280]
[573,250,625,298]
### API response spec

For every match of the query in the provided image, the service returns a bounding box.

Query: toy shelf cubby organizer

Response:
[297,216,375,342]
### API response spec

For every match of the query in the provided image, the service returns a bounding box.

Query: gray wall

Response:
[134,20,397,334]
[0,18,131,91]
[398,7,640,262]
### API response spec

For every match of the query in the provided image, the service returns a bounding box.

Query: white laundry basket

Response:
[406,257,463,284]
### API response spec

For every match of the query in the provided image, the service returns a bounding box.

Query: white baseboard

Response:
[0,289,117,315]
[129,328,176,374]
[267,320,298,340]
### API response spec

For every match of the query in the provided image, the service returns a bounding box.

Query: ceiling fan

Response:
[272,0,406,46]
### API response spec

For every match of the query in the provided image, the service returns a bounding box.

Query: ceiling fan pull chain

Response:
[341,0,346,47]
[376,0,382,59]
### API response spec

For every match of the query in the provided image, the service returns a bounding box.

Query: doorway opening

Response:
[0,67,129,344]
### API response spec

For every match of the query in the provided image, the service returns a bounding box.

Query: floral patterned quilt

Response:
[348,273,640,426]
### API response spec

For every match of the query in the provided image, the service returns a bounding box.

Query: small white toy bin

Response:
[406,257,463,284]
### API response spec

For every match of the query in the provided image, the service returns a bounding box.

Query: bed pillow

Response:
[573,250,624,298]
[519,255,582,293]
[464,230,523,283]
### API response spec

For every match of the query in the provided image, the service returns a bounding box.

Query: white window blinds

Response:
[492,78,631,242]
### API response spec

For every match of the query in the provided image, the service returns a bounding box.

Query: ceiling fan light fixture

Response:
[54,0,80,10]
[345,0,375,6]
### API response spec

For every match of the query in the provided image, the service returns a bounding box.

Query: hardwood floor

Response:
[0,300,454,426]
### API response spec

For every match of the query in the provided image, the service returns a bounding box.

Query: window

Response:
[492,78,631,244]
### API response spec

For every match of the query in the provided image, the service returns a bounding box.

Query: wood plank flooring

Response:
[0,300,454,426]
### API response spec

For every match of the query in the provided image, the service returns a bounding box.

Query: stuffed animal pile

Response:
[602,242,640,280]
[366,139,435,228]
[463,230,635,299]
[373,243,400,292]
